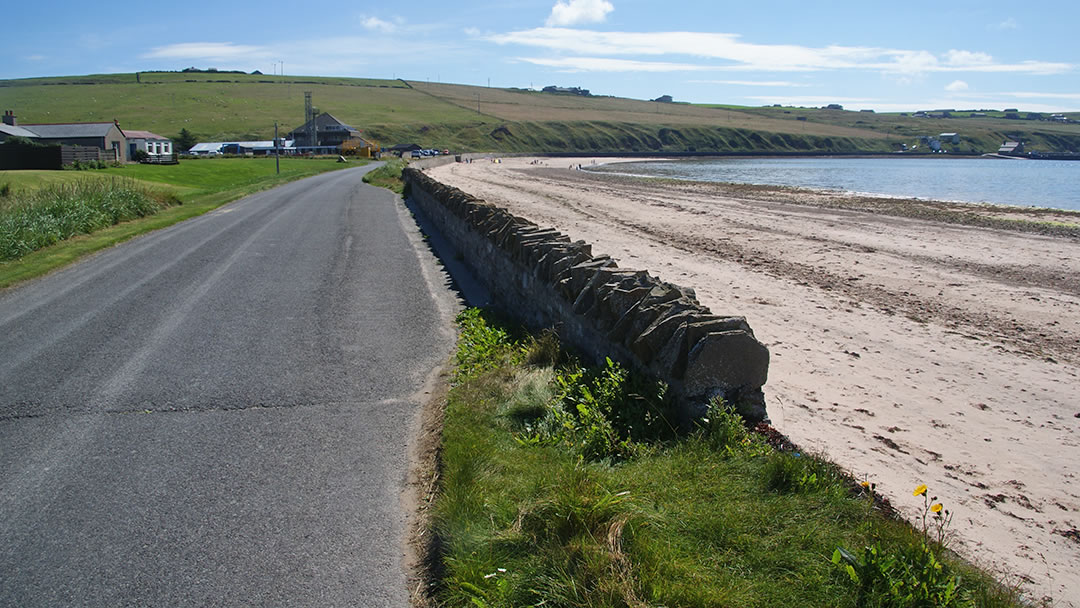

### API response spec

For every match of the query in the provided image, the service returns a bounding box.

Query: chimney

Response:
[2,110,15,127]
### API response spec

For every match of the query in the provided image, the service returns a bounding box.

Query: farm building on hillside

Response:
[998,140,1025,155]
[939,133,960,144]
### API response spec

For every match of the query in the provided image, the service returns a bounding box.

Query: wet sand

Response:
[429,157,1080,606]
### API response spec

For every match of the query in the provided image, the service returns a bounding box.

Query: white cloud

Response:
[746,95,879,106]
[25,54,46,61]
[944,50,993,67]
[140,35,468,76]
[546,0,614,27]
[142,42,272,62]
[487,28,1072,76]
[518,56,709,72]
[690,79,810,87]
[361,16,396,33]
[945,80,969,92]
[992,17,1019,30]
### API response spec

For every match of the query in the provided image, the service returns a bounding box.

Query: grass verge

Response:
[362,157,407,193]
[429,308,1025,607]
[0,158,359,289]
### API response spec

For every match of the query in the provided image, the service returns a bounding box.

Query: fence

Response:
[60,145,109,166]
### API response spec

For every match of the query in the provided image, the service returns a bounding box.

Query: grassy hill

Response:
[2,72,1078,154]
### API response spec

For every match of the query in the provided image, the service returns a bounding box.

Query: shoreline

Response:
[429,156,1080,606]
[577,166,1080,238]
[581,156,1080,218]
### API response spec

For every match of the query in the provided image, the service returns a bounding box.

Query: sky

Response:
[3,0,1078,112]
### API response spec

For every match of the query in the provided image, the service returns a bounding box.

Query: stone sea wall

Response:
[403,166,770,423]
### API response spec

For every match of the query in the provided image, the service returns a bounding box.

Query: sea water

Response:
[591,157,1080,212]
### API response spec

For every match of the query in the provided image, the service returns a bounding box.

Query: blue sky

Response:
[4,0,1077,112]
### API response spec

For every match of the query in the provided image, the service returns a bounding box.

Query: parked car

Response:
[411,150,422,158]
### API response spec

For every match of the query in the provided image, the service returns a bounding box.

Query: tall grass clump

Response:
[0,178,177,261]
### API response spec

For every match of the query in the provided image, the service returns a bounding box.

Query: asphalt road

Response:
[0,165,458,606]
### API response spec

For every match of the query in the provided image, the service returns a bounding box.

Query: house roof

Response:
[0,124,40,138]
[21,122,120,138]
[319,113,356,129]
[124,130,170,141]
[286,113,360,136]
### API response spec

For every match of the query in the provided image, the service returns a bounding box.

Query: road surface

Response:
[0,165,458,606]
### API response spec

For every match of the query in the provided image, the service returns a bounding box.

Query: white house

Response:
[124,130,173,159]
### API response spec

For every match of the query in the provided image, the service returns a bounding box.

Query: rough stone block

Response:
[682,330,770,397]
[631,307,697,364]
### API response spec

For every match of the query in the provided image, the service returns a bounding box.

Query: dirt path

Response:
[429,157,1080,606]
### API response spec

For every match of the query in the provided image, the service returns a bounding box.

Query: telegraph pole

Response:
[275,122,280,174]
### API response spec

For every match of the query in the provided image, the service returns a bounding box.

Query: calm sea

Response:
[591,157,1080,212]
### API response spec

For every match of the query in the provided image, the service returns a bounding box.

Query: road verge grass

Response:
[0,158,358,288]
[362,157,407,193]
[430,308,1025,607]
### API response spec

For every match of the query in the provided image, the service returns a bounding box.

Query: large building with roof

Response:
[286,113,366,149]
[15,120,128,162]
[1,110,180,164]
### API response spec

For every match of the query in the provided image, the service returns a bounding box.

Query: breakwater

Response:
[403,165,770,423]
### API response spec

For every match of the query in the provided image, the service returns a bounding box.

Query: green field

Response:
[0,157,357,287]
[5,72,1076,154]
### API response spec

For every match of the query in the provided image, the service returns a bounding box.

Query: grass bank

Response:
[6,73,1077,154]
[429,309,1024,607]
[0,157,359,288]
[362,157,407,193]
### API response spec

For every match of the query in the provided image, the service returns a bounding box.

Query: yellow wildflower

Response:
[860,480,870,488]
[913,484,928,497]
[931,503,943,513]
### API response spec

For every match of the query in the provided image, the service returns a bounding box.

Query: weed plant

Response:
[433,309,1025,607]
[0,179,176,261]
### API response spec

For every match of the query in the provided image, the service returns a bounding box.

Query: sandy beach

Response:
[428,157,1080,606]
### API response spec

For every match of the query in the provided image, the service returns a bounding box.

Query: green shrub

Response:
[453,308,523,381]
[833,484,972,607]
[763,450,842,494]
